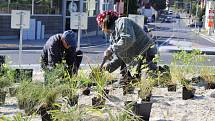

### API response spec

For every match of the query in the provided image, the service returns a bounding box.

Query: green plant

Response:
[0,64,15,90]
[200,66,215,83]
[136,77,153,100]
[50,105,88,121]
[1,113,32,121]
[75,69,92,87]
[106,102,140,121]
[171,49,207,88]
[44,63,66,85]
[89,66,108,97]
[60,74,79,100]
[16,81,44,114]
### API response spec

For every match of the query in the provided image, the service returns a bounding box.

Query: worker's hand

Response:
[104,49,113,60]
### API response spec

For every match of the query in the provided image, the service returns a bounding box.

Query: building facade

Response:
[0,0,99,40]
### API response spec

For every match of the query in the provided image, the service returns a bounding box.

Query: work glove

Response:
[104,48,113,60]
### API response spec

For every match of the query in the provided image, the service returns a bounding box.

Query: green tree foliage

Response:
[124,0,138,16]
[150,0,166,11]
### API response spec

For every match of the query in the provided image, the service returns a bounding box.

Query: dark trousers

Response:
[65,49,83,76]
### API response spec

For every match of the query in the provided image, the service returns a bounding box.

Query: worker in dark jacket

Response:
[41,30,83,76]
[96,10,157,81]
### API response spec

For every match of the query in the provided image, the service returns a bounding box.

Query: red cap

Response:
[96,10,119,27]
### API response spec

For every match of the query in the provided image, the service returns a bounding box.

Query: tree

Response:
[150,0,166,11]
[124,0,138,16]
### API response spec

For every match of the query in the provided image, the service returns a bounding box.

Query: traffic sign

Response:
[11,10,30,68]
[11,10,30,29]
[70,12,88,30]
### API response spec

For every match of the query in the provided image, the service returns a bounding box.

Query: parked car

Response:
[175,14,180,19]
[164,16,173,23]
[168,10,173,14]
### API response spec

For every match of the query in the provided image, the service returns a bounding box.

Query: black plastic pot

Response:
[0,91,6,105]
[15,69,33,83]
[68,95,79,106]
[129,101,153,121]
[191,76,204,83]
[9,87,17,97]
[134,101,153,121]
[40,106,52,121]
[167,84,176,92]
[182,86,195,100]
[39,105,59,121]
[0,55,5,67]
[92,96,105,109]
[205,82,215,89]
[82,87,91,96]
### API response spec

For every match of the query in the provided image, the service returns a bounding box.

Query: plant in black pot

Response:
[181,78,196,100]
[61,74,79,107]
[168,64,181,92]
[0,64,14,105]
[200,66,215,89]
[137,78,153,102]
[16,81,43,115]
[127,77,154,121]
[89,66,108,109]
[37,85,61,121]
[172,50,206,99]
[15,68,33,83]
[75,70,92,96]
[156,65,172,88]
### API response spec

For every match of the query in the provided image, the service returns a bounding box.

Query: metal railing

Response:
[0,3,61,14]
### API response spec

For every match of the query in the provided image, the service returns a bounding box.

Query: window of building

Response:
[0,0,62,14]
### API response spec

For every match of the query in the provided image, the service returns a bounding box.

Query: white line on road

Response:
[158,34,175,47]
[199,33,215,44]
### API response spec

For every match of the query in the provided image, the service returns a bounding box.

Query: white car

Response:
[168,10,173,14]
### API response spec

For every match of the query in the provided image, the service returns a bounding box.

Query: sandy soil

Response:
[1,83,215,121]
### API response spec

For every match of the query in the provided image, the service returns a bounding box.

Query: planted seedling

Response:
[89,66,109,108]
[200,66,215,89]
[136,77,153,102]
[61,72,80,106]
[0,64,15,105]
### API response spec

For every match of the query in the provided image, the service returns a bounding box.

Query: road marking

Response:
[158,34,175,47]
[199,33,215,44]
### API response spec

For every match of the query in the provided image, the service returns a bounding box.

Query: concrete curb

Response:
[159,46,215,55]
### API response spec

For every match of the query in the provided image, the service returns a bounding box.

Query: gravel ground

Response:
[1,83,215,121]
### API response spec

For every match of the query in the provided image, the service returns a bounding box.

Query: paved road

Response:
[1,49,215,67]
[152,16,215,47]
